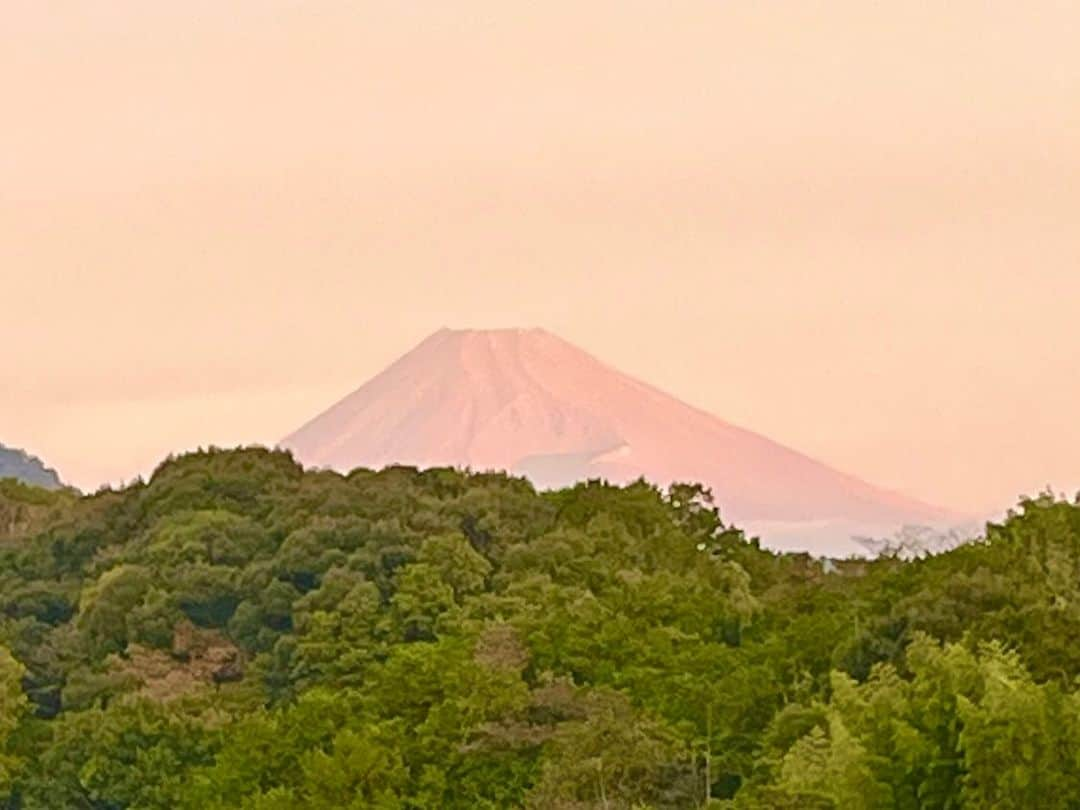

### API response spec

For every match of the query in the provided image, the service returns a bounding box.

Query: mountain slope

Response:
[282,328,955,549]
[0,443,63,490]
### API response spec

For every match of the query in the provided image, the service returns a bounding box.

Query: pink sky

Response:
[3,1,1079,515]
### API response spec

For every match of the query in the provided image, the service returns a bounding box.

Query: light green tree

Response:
[0,647,28,796]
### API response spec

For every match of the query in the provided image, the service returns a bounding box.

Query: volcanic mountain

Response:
[282,328,956,553]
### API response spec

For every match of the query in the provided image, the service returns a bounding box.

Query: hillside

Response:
[0,447,1077,807]
[283,329,957,553]
[0,443,62,490]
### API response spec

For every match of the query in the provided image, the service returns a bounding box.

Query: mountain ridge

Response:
[0,443,63,490]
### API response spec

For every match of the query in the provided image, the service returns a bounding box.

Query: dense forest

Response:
[0,448,1078,808]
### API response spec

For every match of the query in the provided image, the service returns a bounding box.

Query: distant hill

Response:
[0,443,63,489]
[282,327,959,554]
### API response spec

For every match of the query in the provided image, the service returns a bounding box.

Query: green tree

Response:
[0,647,28,797]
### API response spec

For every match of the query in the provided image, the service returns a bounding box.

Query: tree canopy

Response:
[0,447,1077,808]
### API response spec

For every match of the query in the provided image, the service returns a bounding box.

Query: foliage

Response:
[0,448,1077,807]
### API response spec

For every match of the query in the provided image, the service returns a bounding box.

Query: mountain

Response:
[0,443,63,490]
[852,524,979,559]
[282,328,957,553]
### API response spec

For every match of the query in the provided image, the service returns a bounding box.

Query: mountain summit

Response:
[282,328,954,552]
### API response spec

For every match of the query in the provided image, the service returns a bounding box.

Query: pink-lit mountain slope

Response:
[282,328,957,553]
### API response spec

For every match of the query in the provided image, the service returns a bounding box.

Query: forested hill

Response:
[0,444,62,490]
[0,448,1078,808]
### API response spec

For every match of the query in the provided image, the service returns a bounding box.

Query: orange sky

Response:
[3,1,1079,516]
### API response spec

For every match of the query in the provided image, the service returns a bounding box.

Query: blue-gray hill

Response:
[0,443,63,489]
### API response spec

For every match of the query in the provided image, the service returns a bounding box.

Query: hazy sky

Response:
[3,1,1078,516]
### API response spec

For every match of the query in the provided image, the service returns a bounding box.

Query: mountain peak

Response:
[436,326,551,336]
[283,329,954,552]
[428,326,562,348]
